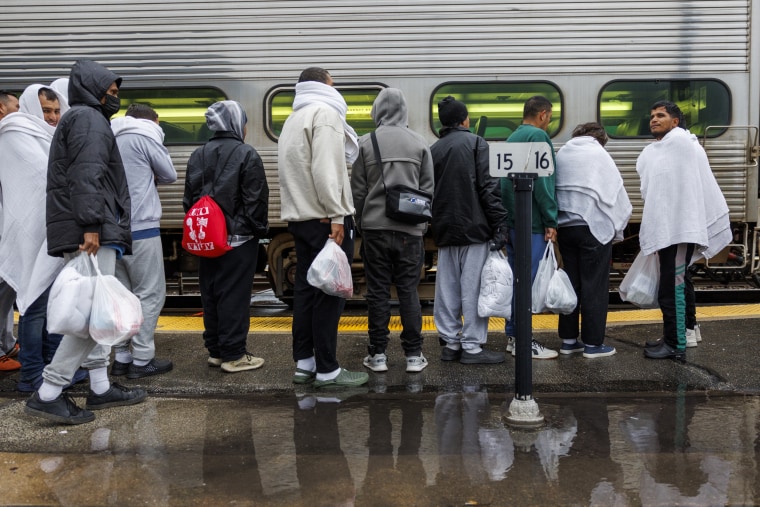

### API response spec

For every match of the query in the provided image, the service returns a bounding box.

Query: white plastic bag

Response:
[545,268,578,314]
[89,254,144,346]
[619,252,660,308]
[47,252,97,338]
[307,239,353,298]
[478,250,513,318]
[531,242,556,313]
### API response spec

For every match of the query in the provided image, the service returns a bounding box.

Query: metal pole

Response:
[505,172,544,427]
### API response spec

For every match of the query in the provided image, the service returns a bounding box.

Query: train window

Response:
[116,87,228,145]
[266,85,385,141]
[431,82,562,140]
[600,80,731,138]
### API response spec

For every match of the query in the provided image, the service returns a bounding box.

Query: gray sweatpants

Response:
[0,281,16,354]
[42,249,114,387]
[433,242,489,350]
[114,235,165,361]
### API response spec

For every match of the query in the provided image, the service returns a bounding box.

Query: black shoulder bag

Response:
[370,131,432,224]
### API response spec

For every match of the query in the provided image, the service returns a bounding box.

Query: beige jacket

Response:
[278,104,354,223]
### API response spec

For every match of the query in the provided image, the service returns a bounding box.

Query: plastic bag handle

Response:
[89,252,102,277]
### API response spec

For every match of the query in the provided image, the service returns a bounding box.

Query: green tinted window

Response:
[600,80,730,138]
[431,82,562,140]
[116,88,227,144]
[267,85,385,140]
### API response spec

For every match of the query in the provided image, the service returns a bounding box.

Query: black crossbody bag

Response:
[370,132,432,224]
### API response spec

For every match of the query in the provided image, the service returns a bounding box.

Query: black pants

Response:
[289,218,354,373]
[658,243,695,350]
[557,226,612,346]
[362,230,424,356]
[199,239,259,361]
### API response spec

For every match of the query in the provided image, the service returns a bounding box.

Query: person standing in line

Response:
[351,88,434,373]
[501,95,559,360]
[183,100,269,373]
[0,84,82,392]
[430,96,508,365]
[25,59,146,425]
[278,66,368,388]
[110,103,176,378]
[0,90,21,372]
[554,122,632,358]
[637,101,730,360]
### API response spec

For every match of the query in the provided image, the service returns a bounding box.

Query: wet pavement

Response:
[1,314,759,506]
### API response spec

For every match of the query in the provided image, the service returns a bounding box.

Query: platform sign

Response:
[489,142,554,178]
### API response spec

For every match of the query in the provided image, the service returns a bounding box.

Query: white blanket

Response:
[293,81,359,163]
[636,127,731,258]
[555,136,632,244]
[0,113,65,314]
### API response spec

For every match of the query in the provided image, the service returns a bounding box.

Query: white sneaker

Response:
[685,328,698,348]
[221,353,265,373]
[695,323,702,342]
[406,354,428,373]
[530,339,559,359]
[506,336,515,353]
[363,353,388,372]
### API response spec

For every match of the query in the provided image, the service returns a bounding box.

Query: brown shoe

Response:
[0,354,21,371]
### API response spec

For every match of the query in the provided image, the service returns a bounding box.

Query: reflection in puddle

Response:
[1,390,758,506]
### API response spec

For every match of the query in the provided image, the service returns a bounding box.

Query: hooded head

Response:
[50,78,70,109]
[370,88,408,128]
[19,84,69,126]
[67,59,122,115]
[205,100,247,141]
[437,96,468,128]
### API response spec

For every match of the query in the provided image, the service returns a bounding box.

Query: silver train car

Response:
[2,0,759,305]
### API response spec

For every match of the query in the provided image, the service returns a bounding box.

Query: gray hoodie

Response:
[350,88,434,236]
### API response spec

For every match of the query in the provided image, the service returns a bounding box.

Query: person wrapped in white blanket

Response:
[0,84,69,391]
[636,101,731,360]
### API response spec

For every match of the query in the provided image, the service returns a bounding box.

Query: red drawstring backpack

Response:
[182,145,240,258]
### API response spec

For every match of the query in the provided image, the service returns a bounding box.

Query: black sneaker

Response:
[460,348,506,364]
[440,346,462,361]
[111,360,131,376]
[25,392,95,425]
[85,383,147,410]
[645,337,664,348]
[643,342,685,361]
[126,358,173,379]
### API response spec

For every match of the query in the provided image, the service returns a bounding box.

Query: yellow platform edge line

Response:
[16,304,758,334]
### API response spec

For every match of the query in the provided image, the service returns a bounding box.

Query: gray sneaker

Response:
[221,353,265,373]
[363,353,388,372]
[406,354,428,373]
[314,368,369,389]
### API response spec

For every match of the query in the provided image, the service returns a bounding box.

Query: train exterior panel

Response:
[2,0,758,302]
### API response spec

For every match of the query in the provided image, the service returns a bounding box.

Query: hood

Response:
[18,83,69,122]
[371,88,408,127]
[111,115,165,144]
[50,78,70,109]
[67,59,122,110]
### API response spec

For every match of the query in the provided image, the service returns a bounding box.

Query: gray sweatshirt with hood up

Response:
[350,87,434,236]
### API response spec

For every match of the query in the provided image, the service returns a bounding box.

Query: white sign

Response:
[489,142,554,177]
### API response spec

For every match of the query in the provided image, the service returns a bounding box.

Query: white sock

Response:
[89,367,111,395]
[316,367,341,382]
[115,351,133,364]
[445,343,461,351]
[465,346,483,354]
[38,381,63,402]
[563,339,578,345]
[132,358,150,367]
[296,357,316,373]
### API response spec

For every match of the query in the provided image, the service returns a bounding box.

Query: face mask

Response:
[102,94,120,118]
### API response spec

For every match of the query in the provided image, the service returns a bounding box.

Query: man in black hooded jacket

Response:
[25,59,146,425]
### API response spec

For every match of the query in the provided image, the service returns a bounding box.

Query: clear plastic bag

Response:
[89,254,144,346]
[619,252,660,308]
[478,250,513,318]
[545,268,578,315]
[47,252,97,338]
[531,242,556,314]
[307,239,353,298]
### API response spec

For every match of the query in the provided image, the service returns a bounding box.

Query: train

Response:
[2,0,759,306]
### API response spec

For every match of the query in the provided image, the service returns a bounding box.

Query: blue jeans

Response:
[504,230,548,337]
[18,287,63,383]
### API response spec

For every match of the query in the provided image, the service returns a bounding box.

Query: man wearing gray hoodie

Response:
[351,88,434,373]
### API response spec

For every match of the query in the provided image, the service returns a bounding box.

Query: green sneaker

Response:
[292,368,317,384]
[313,368,369,389]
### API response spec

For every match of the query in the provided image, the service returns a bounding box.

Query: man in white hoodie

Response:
[111,103,177,378]
[0,84,73,390]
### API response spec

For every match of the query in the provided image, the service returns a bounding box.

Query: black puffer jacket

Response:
[46,59,132,256]
[183,133,269,239]
[430,126,508,247]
